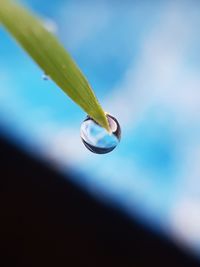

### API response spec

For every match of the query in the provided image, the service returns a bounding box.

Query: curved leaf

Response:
[0,0,109,131]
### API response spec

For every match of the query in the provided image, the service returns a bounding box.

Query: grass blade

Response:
[0,0,109,131]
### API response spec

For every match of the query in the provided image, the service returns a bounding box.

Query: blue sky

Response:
[1,0,200,255]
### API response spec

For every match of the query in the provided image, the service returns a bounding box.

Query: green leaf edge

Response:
[0,0,110,131]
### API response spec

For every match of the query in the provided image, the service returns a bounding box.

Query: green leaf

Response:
[0,0,110,131]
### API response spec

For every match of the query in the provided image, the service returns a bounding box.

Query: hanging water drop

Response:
[80,114,121,154]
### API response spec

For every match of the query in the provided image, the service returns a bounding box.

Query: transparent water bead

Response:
[80,114,121,154]
[42,73,49,81]
[43,18,58,34]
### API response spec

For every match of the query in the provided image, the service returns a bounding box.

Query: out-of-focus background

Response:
[1,0,200,257]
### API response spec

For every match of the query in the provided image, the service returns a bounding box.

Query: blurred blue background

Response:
[1,0,200,256]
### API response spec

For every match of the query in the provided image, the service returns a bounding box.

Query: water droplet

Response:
[80,114,121,154]
[42,73,49,81]
[43,18,58,34]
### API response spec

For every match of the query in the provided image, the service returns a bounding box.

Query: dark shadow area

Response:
[0,135,199,267]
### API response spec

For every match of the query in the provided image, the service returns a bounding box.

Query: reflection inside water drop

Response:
[80,114,121,154]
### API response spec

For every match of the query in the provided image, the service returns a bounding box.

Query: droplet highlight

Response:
[80,114,121,154]
[42,73,49,81]
[43,18,58,34]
